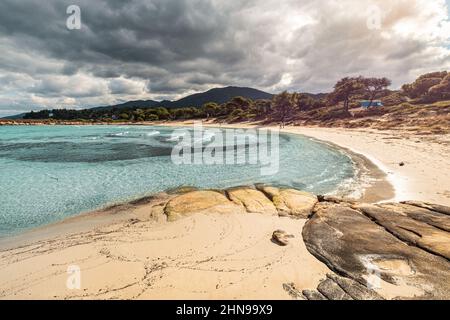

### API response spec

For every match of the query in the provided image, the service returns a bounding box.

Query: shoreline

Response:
[281,126,449,205]
[152,121,394,202]
[161,121,396,203]
[0,122,394,249]
[166,121,449,205]
[210,123,395,203]
[0,122,448,300]
[1,184,447,300]
[305,137,395,203]
[2,120,449,247]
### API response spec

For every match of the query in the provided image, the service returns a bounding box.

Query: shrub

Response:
[146,114,159,121]
[382,92,407,106]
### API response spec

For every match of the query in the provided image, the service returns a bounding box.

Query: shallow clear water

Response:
[0,125,355,236]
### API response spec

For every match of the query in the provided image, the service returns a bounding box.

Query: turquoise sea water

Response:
[0,125,355,237]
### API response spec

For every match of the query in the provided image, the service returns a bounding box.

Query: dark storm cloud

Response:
[0,0,237,77]
[0,0,449,117]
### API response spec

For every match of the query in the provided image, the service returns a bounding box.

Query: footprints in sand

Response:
[0,210,322,300]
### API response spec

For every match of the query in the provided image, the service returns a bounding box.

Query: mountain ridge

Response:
[4,86,275,118]
[92,86,273,112]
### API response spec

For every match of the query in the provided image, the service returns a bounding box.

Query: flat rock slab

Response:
[356,203,450,259]
[257,185,318,218]
[402,201,450,216]
[393,203,450,232]
[302,203,450,299]
[227,187,278,215]
[164,190,245,221]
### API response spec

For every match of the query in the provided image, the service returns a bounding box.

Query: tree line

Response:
[23,71,450,124]
[23,93,326,123]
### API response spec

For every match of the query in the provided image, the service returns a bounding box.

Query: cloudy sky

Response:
[0,0,449,117]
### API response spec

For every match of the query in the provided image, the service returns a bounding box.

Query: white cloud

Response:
[108,77,148,95]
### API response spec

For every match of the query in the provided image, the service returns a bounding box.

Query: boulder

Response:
[272,230,294,246]
[164,190,245,221]
[302,203,450,299]
[226,187,278,215]
[257,185,318,218]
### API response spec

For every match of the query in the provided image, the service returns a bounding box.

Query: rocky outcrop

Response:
[402,201,450,216]
[325,273,384,300]
[149,185,449,299]
[162,185,317,221]
[256,185,318,218]
[303,201,450,299]
[164,190,246,221]
[317,278,353,300]
[227,187,278,215]
[355,203,450,259]
[303,273,384,300]
[302,290,327,300]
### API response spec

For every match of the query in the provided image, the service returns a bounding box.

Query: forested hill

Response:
[92,86,273,112]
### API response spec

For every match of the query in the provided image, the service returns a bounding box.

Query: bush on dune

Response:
[402,71,450,102]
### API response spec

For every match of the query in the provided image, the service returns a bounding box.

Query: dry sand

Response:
[1,123,448,300]
[281,127,450,206]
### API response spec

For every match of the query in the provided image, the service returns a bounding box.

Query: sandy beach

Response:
[0,124,449,300]
[188,122,450,206]
[0,211,330,299]
[281,127,450,206]
[2,0,450,303]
